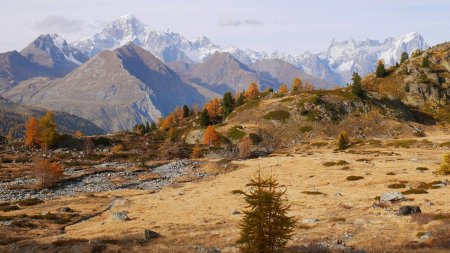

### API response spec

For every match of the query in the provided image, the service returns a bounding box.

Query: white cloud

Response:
[218,18,242,27]
[30,15,84,33]
[218,18,263,27]
[243,19,263,26]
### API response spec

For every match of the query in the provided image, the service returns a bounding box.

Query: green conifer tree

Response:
[376,60,387,78]
[400,52,409,64]
[222,92,235,118]
[237,172,296,253]
[199,108,210,127]
[351,72,363,97]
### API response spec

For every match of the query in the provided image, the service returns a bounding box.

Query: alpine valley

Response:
[0,14,429,133]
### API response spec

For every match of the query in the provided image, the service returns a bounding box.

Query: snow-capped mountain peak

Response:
[71,15,429,85]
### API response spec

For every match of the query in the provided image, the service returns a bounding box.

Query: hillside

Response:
[4,43,208,132]
[0,96,105,137]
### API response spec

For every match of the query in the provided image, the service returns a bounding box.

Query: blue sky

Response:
[1,0,449,53]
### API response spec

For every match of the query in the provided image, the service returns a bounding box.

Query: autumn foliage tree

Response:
[25,117,40,148]
[205,97,222,122]
[291,77,303,92]
[191,139,203,158]
[34,158,64,188]
[277,84,288,94]
[203,125,220,146]
[39,112,57,150]
[245,82,260,98]
[237,172,296,253]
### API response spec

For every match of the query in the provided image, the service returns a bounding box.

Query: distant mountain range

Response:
[73,15,428,85]
[0,14,430,133]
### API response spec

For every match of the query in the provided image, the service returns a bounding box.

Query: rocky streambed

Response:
[0,159,204,202]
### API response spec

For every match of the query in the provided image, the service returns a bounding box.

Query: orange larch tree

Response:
[244,82,260,98]
[205,97,222,120]
[292,77,303,92]
[25,117,40,148]
[278,84,288,94]
[203,125,220,146]
[39,112,57,151]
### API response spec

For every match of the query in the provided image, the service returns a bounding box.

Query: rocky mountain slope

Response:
[249,59,335,89]
[20,34,88,77]
[4,43,208,132]
[362,42,450,123]
[0,51,54,92]
[0,96,105,137]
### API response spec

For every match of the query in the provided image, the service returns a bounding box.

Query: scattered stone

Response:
[397,206,421,216]
[57,207,74,212]
[333,192,343,197]
[441,179,449,186]
[419,232,432,243]
[206,248,221,253]
[380,192,405,202]
[424,201,434,206]
[303,218,319,223]
[144,229,160,240]
[112,211,129,221]
[232,210,241,215]
[432,183,446,188]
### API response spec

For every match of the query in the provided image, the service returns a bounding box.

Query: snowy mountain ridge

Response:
[71,15,429,85]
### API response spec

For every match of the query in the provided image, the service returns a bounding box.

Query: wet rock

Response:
[380,192,405,202]
[397,205,421,216]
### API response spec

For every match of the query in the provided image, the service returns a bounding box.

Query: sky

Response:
[0,0,449,54]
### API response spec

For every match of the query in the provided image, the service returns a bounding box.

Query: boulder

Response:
[112,211,129,221]
[397,205,421,216]
[303,218,319,223]
[380,192,405,202]
[419,232,432,243]
[144,229,160,240]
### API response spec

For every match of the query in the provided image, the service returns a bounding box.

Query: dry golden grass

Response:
[1,127,450,252]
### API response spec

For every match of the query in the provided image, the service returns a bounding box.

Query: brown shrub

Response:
[111,144,124,154]
[239,137,252,158]
[34,159,64,188]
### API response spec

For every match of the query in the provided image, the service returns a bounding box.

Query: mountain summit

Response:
[72,15,428,85]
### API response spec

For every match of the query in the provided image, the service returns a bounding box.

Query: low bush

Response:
[111,144,124,154]
[386,139,417,148]
[34,159,64,189]
[227,126,246,140]
[0,204,19,212]
[249,133,262,145]
[416,167,429,171]
[15,155,30,163]
[263,110,290,122]
[323,162,336,167]
[402,189,428,195]
[302,191,327,195]
[436,153,450,175]
[299,126,313,133]
[386,172,396,175]
[346,176,364,181]
[93,137,112,147]
[15,198,43,206]
[336,160,349,166]
[311,142,327,148]
[388,183,406,189]
[337,131,350,150]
